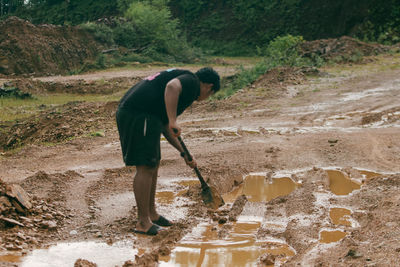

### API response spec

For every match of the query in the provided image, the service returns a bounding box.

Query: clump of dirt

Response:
[0,101,118,151]
[194,165,246,195]
[300,36,389,62]
[74,259,97,267]
[5,77,139,95]
[0,16,101,76]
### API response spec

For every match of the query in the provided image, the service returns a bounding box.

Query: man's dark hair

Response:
[195,67,220,92]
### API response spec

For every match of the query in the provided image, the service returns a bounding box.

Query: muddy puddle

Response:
[16,240,136,267]
[5,168,385,266]
[159,218,295,267]
[223,174,300,203]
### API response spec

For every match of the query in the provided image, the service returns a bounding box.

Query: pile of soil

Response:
[300,36,389,62]
[0,101,118,151]
[4,77,139,95]
[252,67,307,92]
[0,173,77,252]
[0,16,101,76]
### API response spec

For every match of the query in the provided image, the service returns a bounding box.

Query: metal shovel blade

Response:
[202,185,225,209]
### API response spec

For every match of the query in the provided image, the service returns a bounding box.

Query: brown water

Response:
[326,170,361,195]
[319,230,348,243]
[159,221,290,267]
[223,175,299,203]
[159,220,296,266]
[0,254,21,263]
[265,243,296,257]
[330,207,352,226]
[159,174,300,266]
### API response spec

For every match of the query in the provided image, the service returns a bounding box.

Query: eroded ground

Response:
[1,54,400,266]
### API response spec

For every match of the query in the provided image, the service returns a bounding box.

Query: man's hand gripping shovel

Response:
[174,129,225,209]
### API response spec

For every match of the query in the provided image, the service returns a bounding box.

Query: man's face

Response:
[198,83,214,101]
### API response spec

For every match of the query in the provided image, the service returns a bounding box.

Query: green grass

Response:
[0,93,121,122]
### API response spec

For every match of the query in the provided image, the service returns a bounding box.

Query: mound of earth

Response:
[4,77,139,95]
[300,36,389,62]
[0,101,118,151]
[0,16,101,76]
[0,173,77,252]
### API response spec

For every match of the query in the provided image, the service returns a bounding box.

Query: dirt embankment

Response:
[0,16,101,76]
[300,36,390,62]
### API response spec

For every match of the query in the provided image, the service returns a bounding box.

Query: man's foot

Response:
[133,224,163,236]
[152,215,173,227]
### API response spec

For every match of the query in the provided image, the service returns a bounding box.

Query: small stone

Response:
[41,220,57,230]
[16,232,26,240]
[69,230,78,236]
[260,254,275,265]
[346,249,363,258]
[328,139,338,144]
[1,217,24,227]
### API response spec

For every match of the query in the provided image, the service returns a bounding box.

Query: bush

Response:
[215,35,322,99]
[262,35,305,67]
[124,0,197,62]
[80,22,114,46]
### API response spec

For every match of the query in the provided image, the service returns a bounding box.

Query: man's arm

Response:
[164,78,182,137]
[162,124,197,168]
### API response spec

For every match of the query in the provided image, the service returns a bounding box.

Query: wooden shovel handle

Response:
[176,134,209,190]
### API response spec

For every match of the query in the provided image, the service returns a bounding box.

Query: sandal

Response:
[152,215,172,227]
[133,224,163,236]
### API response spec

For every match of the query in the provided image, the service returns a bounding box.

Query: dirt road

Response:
[1,55,400,266]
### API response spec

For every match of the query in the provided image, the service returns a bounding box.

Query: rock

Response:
[5,184,32,210]
[74,259,97,267]
[259,254,276,265]
[16,232,27,240]
[0,196,13,213]
[1,217,24,227]
[328,139,338,144]
[19,216,32,223]
[40,220,57,229]
[70,230,78,236]
[346,249,363,258]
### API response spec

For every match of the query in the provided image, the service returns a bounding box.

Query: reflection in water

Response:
[359,170,381,180]
[330,208,352,226]
[20,241,137,267]
[223,175,299,203]
[326,170,361,195]
[159,222,262,267]
[319,230,347,243]
[159,221,295,267]
[265,243,296,257]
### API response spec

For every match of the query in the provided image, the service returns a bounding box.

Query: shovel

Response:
[176,134,225,209]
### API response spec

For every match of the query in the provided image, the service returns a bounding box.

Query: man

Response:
[116,67,220,235]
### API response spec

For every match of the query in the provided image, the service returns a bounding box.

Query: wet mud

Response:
[1,53,400,266]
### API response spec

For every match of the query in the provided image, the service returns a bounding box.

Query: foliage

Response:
[262,35,305,67]
[123,0,194,62]
[215,35,321,99]
[79,0,200,65]
[80,22,114,46]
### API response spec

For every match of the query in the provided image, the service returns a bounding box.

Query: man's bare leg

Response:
[134,165,158,232]
[149,163,160,221]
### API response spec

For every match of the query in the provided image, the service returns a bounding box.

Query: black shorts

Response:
[116,108,163,167]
